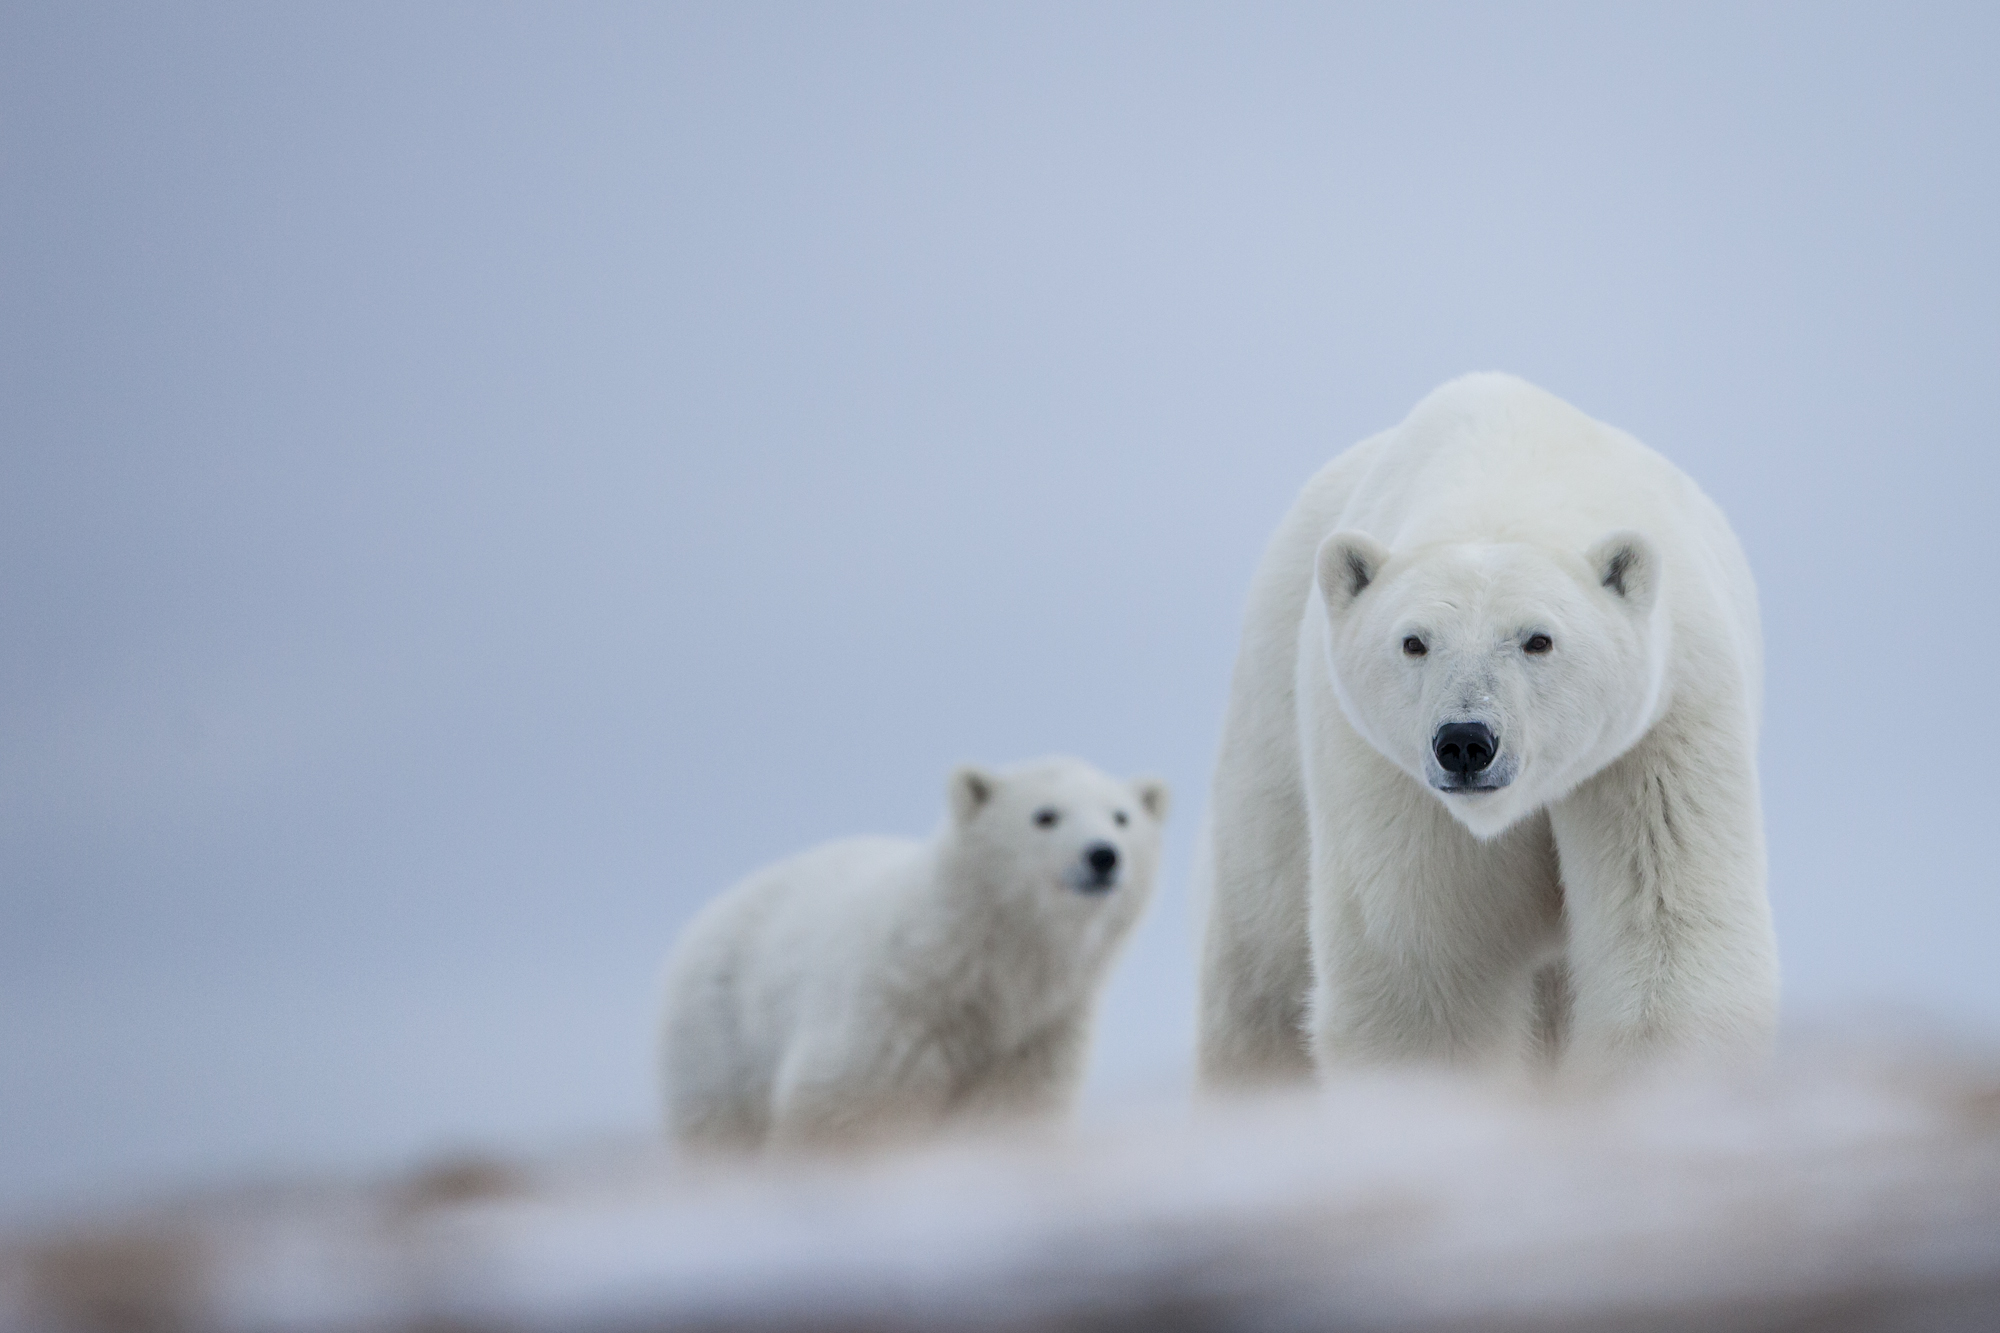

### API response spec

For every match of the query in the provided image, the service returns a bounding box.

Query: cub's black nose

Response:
[1433,722,1498,775]
[1086,843,1119,876]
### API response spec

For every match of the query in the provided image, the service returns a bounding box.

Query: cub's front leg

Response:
[768,1024,954,1150]
[1551,701,1779,1076]
[954,1013,1092,1122]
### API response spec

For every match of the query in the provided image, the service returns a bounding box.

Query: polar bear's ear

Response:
[948,765,1000,825]
[1131,777,1170,823]
[1586,530,1659,614]
[1316,531,1392,616]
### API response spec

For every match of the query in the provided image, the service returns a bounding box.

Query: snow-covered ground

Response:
[6,1028,2000,1332]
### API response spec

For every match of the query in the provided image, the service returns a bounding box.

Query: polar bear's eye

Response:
[1524,633,1553,654]
[1114,810,1129,827]
[1402,636,1427,657]
[1034,808,1060,828]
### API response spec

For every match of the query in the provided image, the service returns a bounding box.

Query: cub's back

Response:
[659,836,922,1148]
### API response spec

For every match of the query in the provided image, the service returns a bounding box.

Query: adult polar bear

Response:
[1199,374,1778,1086]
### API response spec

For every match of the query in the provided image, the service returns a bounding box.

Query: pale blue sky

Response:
[4,3,1997,1216]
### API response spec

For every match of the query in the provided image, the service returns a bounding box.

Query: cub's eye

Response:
[1402,636,1427,657]
[1033,808,1060,828]
[1524,633,1553,655]
[1114,810,1129,827]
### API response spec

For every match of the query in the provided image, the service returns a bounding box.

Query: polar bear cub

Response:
[661,757,1167,1150]
[1198,373,1778,1087]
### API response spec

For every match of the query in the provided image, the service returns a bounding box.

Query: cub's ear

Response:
[1316,531,1393,616]
[1585,530,1660,614]
[1131,776,1170,823]
[948,765,999,825]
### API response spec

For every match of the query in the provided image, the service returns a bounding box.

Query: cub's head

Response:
[945,757,1168,913]
[1314,530,1668,839]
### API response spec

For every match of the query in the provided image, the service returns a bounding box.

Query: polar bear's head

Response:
[944,757,1168,915]
[1315,531,1669,839]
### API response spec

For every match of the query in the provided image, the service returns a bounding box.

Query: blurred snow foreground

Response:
[7,1032,2000,1333]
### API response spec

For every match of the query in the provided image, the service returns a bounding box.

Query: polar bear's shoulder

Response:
[778,835,925,886]
[678,835,923,953]
[742,835,927,921]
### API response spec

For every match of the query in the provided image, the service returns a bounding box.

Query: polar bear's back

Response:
[1335,375,1697,547]
[659,835,924,1148]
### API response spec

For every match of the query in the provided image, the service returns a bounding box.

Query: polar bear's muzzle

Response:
[1430,721,1516,792]
[1071,842,1122,893]
[1434,722,1497,775]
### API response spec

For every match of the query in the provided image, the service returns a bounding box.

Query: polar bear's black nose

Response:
[1084,842,1119,885]
[1433,722,1498,775]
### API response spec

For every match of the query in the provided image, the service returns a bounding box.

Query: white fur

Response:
[660,758,1168,1150]
[1198,374,1778,1087]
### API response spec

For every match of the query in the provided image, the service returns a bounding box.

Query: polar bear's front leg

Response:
[955,1013,1093,1121]
[768,1028,954,1150]
[1550,702,1780,1077]
[1197,679,1318,1087]
[1197,792,1316,1088]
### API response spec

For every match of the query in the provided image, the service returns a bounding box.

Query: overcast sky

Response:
[4,3,1998,1218]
